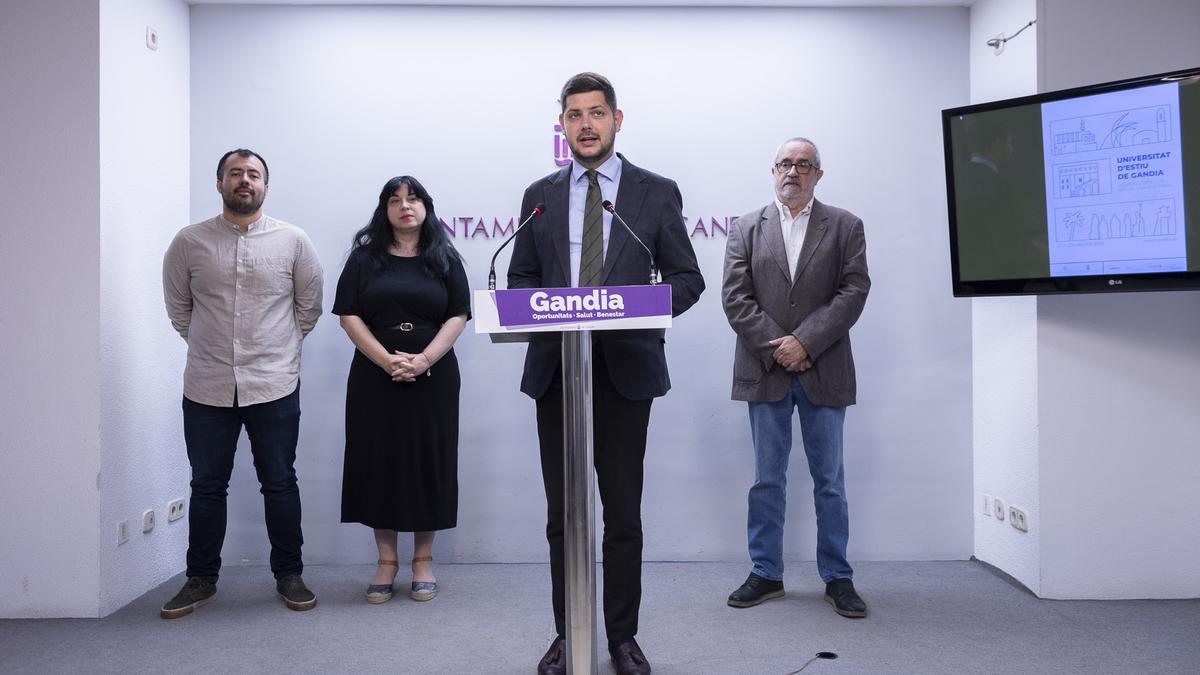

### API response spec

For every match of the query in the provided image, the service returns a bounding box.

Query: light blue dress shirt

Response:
[568,153,622,287]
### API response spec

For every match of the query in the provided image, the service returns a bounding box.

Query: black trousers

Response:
[182,386,303,580]
[535,344,653,645]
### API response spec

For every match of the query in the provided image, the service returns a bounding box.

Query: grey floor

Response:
[1,561,1197,674]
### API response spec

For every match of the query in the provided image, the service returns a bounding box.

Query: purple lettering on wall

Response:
[492,217,515,238]
[710,217,729,237]
[554,123,571,167]
[434,216,729,240]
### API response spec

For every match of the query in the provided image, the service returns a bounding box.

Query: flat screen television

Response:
[942,67,1200,296]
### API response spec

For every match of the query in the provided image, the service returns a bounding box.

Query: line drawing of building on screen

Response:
[1054,159,1112,198]
[1056,199,1176,242]
[1050,106,1171,156]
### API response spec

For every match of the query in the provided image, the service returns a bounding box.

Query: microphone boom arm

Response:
[602,200,658,285]
[488,204,544,290]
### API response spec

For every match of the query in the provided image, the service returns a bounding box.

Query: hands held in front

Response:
[768,335,813,373]
[380,351,431,382]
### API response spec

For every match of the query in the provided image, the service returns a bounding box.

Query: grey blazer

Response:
[721,199,870,405]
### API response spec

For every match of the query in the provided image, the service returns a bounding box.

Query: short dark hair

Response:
[559,72,617,114]
[216,148,270,185]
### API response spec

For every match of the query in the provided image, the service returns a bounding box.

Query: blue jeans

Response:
[746,377,851,583]
[182,386,303,580]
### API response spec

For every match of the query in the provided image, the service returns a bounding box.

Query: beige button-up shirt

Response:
[163,214,324,407]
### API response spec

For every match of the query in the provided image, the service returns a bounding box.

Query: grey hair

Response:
[775,137,822,169]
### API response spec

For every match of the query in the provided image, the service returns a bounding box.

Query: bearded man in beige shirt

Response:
[160,149,323,619]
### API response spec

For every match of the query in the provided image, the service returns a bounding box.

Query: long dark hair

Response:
[350,175,462,277]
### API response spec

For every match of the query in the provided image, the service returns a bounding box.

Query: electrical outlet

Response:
[117,520,129,545]
[142,509,155,533]
[993,497,1007,521]
[167,498,185,522]
[981,493,993,517]
[146,26,158,51]
[1009,506,1029,532]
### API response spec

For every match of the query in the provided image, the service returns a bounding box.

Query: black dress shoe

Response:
[824,578,868,618]
[609,638,651,675]
[537,635,565,675]
[727,572,785,608]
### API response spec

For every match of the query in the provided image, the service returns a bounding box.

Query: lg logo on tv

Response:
[1108,279,1123,286]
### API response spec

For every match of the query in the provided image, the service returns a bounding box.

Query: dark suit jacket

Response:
[507,154,705,401]
[722,199,870,406]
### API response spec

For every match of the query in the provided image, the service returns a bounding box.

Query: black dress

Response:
[332,249,471,532]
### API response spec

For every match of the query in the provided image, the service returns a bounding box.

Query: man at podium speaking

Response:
[507,72,704,675]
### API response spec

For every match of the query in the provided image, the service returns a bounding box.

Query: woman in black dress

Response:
[333,176,470,604]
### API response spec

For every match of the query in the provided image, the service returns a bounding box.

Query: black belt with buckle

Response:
[379,322,433,332]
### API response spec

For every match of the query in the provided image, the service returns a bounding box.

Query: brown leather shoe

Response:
[609,638,652,674]
[537,635,565,675]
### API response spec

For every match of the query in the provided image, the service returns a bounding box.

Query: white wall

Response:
[967,0,1041,592]
[188,4,973,569]
[0,0,103,618]
[969,0,1200,600]
[98,0,192,615]
[1035,0,1200,599]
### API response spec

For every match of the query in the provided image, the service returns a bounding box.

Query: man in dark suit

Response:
[721,137,871,618]
[508,72,704,675]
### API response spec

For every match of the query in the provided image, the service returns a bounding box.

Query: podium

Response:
[475,285,672,675]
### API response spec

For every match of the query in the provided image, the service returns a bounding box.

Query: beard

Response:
[567,130,615,164]
[776,181,811,204]
[222,186,265,215]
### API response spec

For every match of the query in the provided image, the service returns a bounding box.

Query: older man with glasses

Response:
[721,137,872,618]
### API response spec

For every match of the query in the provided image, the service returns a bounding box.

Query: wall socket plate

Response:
[1009,506,1029,532]
[981,493,993,517]
[142,509,155,533]
[117,520,129,545]
[146,26,158,51]
[167,498,185,522]
[993,497,1007,521]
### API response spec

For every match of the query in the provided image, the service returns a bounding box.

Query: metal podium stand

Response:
[561,329,597,674]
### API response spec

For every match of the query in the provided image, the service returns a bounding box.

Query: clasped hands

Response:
[382,351,431,382]
[768,335,812,373]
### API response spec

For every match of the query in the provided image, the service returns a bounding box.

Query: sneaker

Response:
[824,578,867,618]
[160,576,217,619]
[276,574,317,611]
[727,572,785,608]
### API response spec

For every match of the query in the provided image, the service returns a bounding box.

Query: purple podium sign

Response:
[493,285,672,330]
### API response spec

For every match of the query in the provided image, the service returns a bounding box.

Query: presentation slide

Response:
[1041,82,1187,277]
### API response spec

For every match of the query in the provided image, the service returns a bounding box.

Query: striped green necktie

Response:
[579,169,605,287]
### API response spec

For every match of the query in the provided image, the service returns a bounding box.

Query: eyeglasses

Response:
[774,160,819,175]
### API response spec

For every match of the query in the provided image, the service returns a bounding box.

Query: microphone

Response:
[602,200,658,285]
[489,203,545,290]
